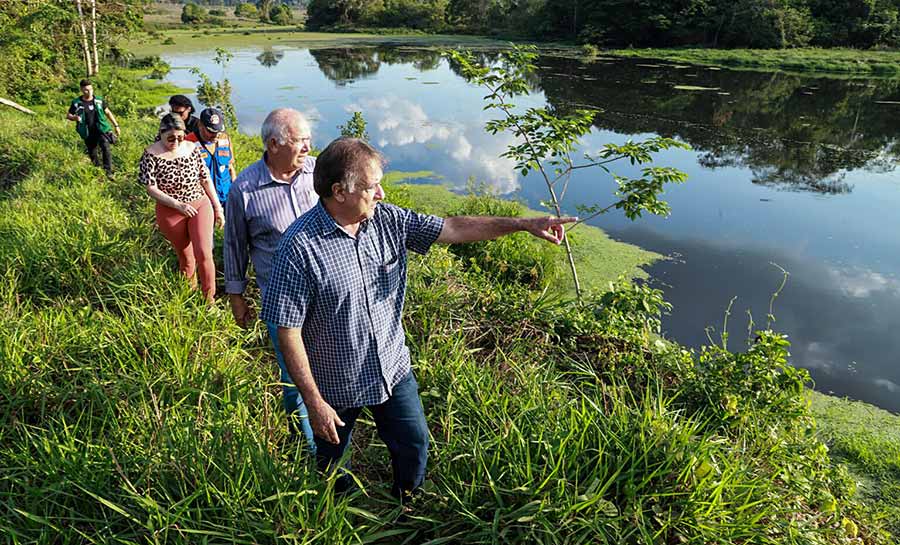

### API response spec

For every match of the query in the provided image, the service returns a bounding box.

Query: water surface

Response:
[163,44,900,412]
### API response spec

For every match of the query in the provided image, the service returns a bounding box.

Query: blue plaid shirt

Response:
[260,201,444,408]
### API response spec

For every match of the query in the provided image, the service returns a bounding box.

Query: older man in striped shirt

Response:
[224,108,318,450]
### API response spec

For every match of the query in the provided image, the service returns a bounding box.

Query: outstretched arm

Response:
[278,327,345,444]
[436,215,576,245]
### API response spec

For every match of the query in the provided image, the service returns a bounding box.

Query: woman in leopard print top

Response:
[140,113,225,303]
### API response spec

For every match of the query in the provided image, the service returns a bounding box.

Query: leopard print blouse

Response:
[139,146,211,203]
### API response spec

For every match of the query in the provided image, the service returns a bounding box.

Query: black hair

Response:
[79,79,92,88]
[168,94,195,116]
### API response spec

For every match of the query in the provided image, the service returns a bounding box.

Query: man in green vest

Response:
[66,79,121,176]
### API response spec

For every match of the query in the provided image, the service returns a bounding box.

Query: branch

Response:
[565,202,618,230]
[0,97,35,115]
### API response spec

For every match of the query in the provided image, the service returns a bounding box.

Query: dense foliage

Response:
[306,0,900,48]
[0,0,143,105]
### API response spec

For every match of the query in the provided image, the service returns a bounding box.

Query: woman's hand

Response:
[214,206,225,228]
[179,203,198,217]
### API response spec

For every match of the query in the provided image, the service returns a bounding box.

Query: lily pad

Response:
[673,85,720,91]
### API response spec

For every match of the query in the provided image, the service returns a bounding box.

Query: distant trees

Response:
[254,0,294,24]
[181,3,208,23]
[234,2,258,17]
[306,0,900,48]
[269,3,294,24]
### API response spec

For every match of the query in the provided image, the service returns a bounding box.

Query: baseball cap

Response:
[200,107,225,133]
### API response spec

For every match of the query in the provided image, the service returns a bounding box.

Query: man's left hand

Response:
[523,216,577,244]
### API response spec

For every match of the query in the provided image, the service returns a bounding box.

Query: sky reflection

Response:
[162,45,900,412]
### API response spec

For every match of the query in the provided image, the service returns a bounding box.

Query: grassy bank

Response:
[607,47,900,78]
[0,69,897,543]
[809,391,900,536]
[128,27,506,56]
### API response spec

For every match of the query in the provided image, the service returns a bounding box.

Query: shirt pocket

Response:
[373,251,402,302]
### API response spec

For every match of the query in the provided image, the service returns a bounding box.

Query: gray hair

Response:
[261,108,311,146]
[158,113,186,134]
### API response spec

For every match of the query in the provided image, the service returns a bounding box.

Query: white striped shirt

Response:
[224,155,318,295]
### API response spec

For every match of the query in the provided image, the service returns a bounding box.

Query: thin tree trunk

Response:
[572,0,578,39]
[74,0,93,76]
[0,97,36,115]
[90,0,99,75]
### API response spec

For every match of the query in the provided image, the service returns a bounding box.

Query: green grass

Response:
[394,182,658,292]
[128,27,505,56]
[608,47,900,78]
[0,69,896,544]
[809,391,900,536]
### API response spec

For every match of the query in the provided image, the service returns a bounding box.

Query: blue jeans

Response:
[315,372,429,498]
[266,321,316,453]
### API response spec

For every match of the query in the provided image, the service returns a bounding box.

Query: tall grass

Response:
[0,73,893,543]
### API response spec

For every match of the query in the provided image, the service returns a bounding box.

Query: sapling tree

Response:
[338,111,369,140]
[448,45,689,299]
[189,48,238,130]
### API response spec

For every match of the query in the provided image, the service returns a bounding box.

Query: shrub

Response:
[446,190,560,290]
[234,2,258,18]
[269,4,293,25]
[181,3,207,24]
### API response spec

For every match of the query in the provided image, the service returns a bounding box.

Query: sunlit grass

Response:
[0,70,896,543]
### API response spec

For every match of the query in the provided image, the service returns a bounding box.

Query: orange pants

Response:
[156,198,215,302]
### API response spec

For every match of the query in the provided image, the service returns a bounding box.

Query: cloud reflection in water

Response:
[346,96,522,193]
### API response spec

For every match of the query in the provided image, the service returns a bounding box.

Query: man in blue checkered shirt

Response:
[260,138,574,500]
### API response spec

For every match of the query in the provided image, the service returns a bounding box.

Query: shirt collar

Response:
[258,153,314,187]
[312,201,341,236]
[313,201,381,238]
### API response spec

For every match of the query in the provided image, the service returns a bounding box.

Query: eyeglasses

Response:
[172,108,188,116]
[165,134,185,143]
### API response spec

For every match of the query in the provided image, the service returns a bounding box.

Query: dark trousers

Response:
[84,132,112,174]
[316,372,429,498]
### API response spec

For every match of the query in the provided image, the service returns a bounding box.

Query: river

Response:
[161,42,900,412]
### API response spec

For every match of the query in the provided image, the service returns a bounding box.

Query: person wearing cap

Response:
[168,95,200,137]
[224,108,317,449]
[139,113,225,303]
[186,107,237,210]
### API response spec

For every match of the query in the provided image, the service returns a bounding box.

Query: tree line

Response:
[181,2,294,25]
[307,0,900,49]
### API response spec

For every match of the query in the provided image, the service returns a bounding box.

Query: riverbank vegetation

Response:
[608,47,900,77]
[0,61,898,542]
[305,0,900,50]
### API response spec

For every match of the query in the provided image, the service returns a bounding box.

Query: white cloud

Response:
[827,266,897,298]
[873,378,900,393]
[346,96,520,194]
